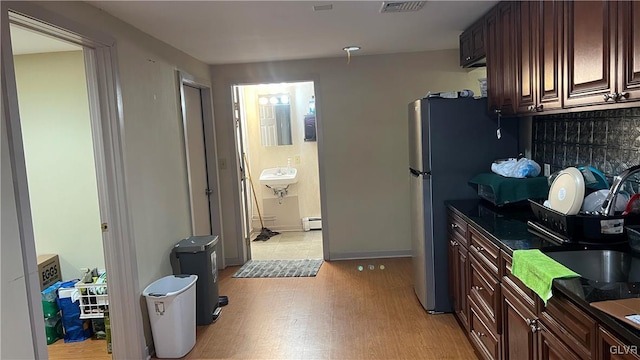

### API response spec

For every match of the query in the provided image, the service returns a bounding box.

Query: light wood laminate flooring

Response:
[183,257,476,360]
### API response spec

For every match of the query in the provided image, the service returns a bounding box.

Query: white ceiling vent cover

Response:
[380,1,426,13]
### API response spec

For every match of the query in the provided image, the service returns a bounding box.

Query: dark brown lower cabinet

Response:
[502,283,536,360]
[537,320,582,360]
[470,300,501,360]
[598,326,640,360]
[447,209,639,360]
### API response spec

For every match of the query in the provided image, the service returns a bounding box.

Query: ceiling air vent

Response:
[380,1,426,13]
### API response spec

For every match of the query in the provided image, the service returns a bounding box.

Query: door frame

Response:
[177,71,225,269]
[230,80,329,263]
[2,2,146,358]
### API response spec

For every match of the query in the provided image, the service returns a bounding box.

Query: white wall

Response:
[1,108,42,360]
[4,1,215,351]
[212,49,485,262]
[242,82,321,231]
[14,51,105,281]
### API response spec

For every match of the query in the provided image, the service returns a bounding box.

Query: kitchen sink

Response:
[544,250,640,283]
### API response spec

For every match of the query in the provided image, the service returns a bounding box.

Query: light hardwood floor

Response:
[49,257,476,360]
[182,257,477,360]
[48,338,111,360]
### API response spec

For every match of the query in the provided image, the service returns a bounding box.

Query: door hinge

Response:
[101,222,109,232]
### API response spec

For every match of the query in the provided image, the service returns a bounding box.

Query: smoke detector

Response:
[380,1,426,13]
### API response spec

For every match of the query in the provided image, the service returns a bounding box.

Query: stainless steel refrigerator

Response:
[408,97,518,313]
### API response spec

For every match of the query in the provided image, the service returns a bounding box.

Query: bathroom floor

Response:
[250,230,323,260]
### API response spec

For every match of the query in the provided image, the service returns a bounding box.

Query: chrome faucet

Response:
[599,165,640,216]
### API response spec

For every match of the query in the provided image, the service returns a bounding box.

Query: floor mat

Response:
[232,259,324,278]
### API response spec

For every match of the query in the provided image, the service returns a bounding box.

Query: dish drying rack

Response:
[74,281,108,319]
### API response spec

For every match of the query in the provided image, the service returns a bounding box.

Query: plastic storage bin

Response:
[170,235,219,325]
[143,274,198,359]
[75,281,108,319]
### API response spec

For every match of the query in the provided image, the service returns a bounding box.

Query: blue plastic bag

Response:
[57,280,92,343]
[491,158,541,178]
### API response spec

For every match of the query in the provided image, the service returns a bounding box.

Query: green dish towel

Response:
[511,249,580,305]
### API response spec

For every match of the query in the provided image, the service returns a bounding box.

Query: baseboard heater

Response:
[302,217,322,231]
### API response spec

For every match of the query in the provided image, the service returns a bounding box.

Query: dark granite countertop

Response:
[447,199,640,347]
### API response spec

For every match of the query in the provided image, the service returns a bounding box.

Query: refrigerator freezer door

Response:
[408,100,429,172]
[410,171,434,311]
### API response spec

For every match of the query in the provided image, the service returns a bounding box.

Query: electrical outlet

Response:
[544,163,551,177]
[294,155,301,165]
[219,158,227,170]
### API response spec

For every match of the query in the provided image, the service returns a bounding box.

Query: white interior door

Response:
[184,85,212,235]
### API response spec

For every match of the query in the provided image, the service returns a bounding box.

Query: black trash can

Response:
[170,235,219,325]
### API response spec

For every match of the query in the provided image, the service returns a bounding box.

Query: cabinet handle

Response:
[530,324,541,333]
[535,104,544,112]
[466,56,471,61]
[472,285,484,291]
[617,92,630,101]
[473,245,485,252]
[604,93,616,102]
[474,330,486,337]
[450,240,459,247]
[450,223,459,229]
[525,318,537,326]
[527,105,536,112]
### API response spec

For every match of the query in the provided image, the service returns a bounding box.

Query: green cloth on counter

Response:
[511,249,580,305]
[468,173,549,206]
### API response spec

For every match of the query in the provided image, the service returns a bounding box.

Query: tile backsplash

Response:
[532,107,640,178]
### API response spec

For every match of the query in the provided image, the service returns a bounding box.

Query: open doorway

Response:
[3,4,145,359]
[234,82,323,261]
[10,24,111,359]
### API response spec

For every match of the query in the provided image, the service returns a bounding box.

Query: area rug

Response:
[232,259,324,278]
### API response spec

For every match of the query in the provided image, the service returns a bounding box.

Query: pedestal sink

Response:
[259,167,298,191]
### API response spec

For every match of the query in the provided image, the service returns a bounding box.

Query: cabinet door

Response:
[538,0,563,110]
[448,236,460,313]
[502,284,536,360]
[460,31,474,67]
[485,6,502,113]
[516,0,538,114]
[537,321,582,360]
[471,20,486,60]
[458,244,469,331]
[498,1,517,114]
[618,0,640,102]
[564,0,616,107]
[598,326,640,360]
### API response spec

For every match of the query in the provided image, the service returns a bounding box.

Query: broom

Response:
[243,153,280,241]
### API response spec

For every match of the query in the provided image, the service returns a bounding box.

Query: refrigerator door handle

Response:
[410,168,431,177]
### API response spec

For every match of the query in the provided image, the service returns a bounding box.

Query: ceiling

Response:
[89,1,498,65]
[10,24,81,55]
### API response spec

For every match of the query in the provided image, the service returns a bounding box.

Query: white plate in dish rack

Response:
[548,167,585,215]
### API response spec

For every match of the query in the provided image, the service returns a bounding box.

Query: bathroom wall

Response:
[212,49,484,262]
[14,51,105,281]
[242,82,320,231]
[532,107,640,177]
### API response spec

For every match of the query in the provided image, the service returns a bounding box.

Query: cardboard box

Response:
[37,254,62,291]
[591,298,640,330]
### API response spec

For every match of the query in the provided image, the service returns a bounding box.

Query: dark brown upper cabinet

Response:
[563,0,616,107]
[618,1,640,103]
[460,18,486,68]
[486,2,517,115]
[516,1,563,114]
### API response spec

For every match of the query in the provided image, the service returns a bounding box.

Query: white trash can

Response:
[143,274,198,358]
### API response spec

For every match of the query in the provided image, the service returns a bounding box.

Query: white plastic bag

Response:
[491,158,541,178]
